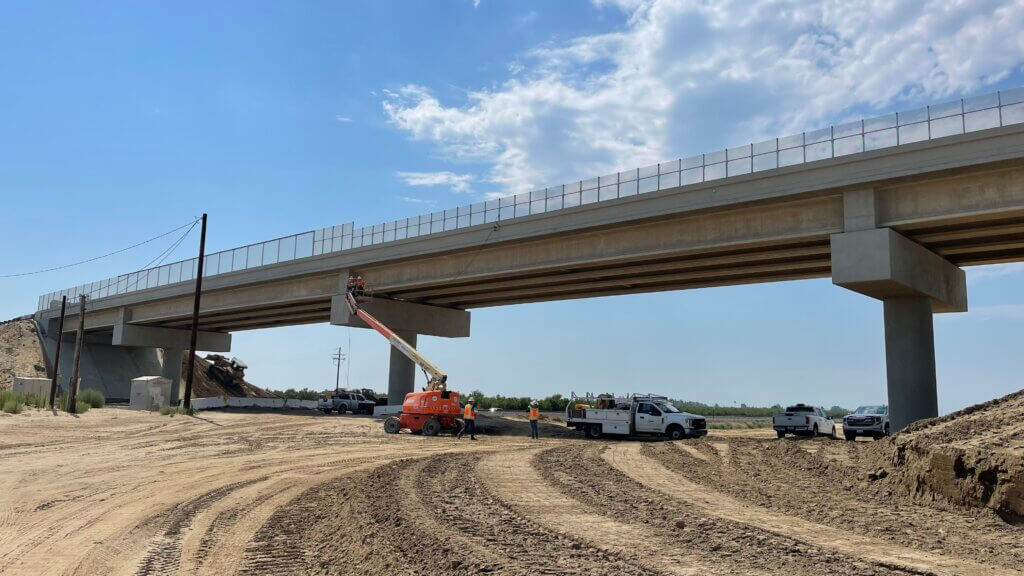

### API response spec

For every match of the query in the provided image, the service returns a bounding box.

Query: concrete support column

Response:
[883,297,939,432]
[387,332,417,405]
[162,348,185,406]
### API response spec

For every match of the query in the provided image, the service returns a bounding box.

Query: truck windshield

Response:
[853,405,886,415]
[657,402,679,413]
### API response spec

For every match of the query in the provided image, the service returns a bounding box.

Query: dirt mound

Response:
[183,354,277,399]
[874,388,1024,523]
[0,319,47,390]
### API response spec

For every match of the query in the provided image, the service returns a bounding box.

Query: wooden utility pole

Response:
[68,294,87,414]
[48,295,67,409]
[183,213,207,410]
[332,348,346,393]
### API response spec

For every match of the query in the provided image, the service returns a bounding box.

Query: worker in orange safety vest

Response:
[458,399,477,440]
[528,400,540,440]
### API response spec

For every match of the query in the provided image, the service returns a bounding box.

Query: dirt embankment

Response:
[183,354,277,399]
[0,319,47,390]
[875,388,1024,523]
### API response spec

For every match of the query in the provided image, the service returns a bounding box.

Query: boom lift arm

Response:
[344,292,449,392]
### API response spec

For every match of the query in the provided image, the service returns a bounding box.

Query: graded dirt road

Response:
[0,409,1020,575]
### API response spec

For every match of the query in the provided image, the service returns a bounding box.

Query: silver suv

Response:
[842,405,889,440]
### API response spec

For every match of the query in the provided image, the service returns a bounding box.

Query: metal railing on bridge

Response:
[38,87,1024,311]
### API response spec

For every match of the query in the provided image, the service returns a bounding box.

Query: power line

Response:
[1,217,201,278]
[75,219,200,300]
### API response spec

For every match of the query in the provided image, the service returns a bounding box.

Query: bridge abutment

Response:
[832,191,966,431]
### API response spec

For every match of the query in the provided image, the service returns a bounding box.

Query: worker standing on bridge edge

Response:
[458,399,477,440]
[529,401,540,439]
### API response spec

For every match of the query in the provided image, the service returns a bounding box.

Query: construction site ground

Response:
[1,408,1021,576]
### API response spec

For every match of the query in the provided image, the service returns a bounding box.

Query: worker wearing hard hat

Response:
[528,401,540,440]
[458,399,477,440]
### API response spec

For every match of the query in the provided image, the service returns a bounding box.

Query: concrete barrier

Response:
[191,396,226,410]
[13,377,49,397]
[373,404,402,417]
[189,396,317,410]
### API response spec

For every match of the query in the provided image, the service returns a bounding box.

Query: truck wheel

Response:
[383,416,402,434]
[422,418,441,437]
[321,409,330,414]
[666,425,686,441]
[335,407,346,415]
[776,430,785,439]
[585,424,603,439]
[844,433,855,441]
[884,423,890,437]
[812,424,819,437]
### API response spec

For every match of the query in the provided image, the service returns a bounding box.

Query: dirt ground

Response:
[0,319,47,390]
[1,408,1020,576]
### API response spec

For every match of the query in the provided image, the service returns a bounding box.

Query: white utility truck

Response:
[565,394,707,440]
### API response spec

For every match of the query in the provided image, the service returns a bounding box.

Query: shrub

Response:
[78,389,105,408]
[23,393,49,409]
[74,401,90,414]
[2,399,24,414]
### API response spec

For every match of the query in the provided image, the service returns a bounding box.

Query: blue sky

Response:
[2,0,1023,412]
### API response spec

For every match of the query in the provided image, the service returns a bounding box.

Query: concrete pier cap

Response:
[831,228,967,313]
[329,295,471,338]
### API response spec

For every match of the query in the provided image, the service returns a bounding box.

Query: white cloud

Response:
[335,115,353,123]
[400,196,436,205]
[383,0,1024,196]
[396,170,474,193]
[473,0,480,8]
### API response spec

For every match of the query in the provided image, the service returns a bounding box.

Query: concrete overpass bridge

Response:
[34,88,1024,431]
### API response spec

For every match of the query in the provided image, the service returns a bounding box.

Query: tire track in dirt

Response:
[422,452,658,576]
[534,444,890,575]
[477,447,710,576]
[605,442,1010,576]
[188,455,382,576]
[134,478,267,575]
[236,445,507,575]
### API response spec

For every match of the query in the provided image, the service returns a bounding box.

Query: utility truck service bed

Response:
[565,394,707,440]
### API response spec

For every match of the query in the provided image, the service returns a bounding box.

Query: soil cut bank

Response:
[0,319,47,390]
[876,388,1024,522]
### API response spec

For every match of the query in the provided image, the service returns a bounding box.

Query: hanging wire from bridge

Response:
[0,217,202,278]
[74,218,201,300]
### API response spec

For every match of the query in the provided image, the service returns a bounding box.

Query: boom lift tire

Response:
[422,418,441,437]
[384,416,402,435]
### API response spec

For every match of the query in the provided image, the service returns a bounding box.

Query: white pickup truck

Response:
[565,394,707,440]
[772,404,835,438]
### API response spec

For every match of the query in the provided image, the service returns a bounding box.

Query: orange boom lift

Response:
[344,291,464,436]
